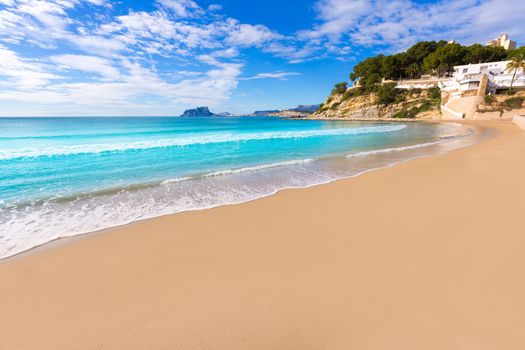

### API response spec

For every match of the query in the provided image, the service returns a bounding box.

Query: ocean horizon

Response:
[0,116,472,259]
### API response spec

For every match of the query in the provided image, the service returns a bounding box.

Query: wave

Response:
[0,124,406,161]
[0,128,186,141]
[204,159,314,177]
[161,159,314,184]
[161,176,193,185]
[346,141,441,158]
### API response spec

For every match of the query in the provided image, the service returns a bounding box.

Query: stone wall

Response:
[513,115,525,130]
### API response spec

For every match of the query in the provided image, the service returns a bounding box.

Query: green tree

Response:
[381,55,399,80]
[331,82,348,95]
[505,53,525,91]
[406,41,445,64]
[465,44,507,63]
[376,82,402,105]
[422,52,440,74]
[364,72,382,92]
[507,46,525,59]
[350,55,384,84]
[405,63,420,79]
[436,43,469,74]
[422,43,468,76]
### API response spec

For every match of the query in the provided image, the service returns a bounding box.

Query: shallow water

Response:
[0,117,474,259]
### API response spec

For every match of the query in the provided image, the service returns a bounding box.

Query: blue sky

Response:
[0,0,523,116]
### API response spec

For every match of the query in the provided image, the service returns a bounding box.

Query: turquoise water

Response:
[0,117,470,258]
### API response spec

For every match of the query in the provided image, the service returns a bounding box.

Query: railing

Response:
[397,77,450,85]
[441,104,464,119]
[457,72,495,81]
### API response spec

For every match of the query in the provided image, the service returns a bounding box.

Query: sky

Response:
[0,0,524,116]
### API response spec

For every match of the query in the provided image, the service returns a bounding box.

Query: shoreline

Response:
[282,111,442,121]
[1,121,480,263]
[285,116,432,122]
[1,120,524,349]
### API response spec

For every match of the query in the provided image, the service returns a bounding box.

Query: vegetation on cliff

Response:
[478,91,525,115]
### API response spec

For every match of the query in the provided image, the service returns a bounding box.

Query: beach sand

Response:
[1,121,524,350]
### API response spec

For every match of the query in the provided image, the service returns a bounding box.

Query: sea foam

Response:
[346,141,442,158]
[204,159,315,177]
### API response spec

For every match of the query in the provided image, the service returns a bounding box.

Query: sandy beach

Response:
[1,120,524,350]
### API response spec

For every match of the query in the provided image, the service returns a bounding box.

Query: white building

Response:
[440,60,525,94]
[486,33,517,50]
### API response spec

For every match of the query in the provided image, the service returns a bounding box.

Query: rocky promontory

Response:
[181,107,217,117]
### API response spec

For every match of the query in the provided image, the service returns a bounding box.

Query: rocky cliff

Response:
[268,110,311,118]
[310,87,441,120]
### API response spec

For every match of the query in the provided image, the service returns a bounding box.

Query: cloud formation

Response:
[303,0,525,51]
[0,0,522,115]
[0,0,268,112]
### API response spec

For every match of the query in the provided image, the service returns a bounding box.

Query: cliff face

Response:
[310,88,441,120]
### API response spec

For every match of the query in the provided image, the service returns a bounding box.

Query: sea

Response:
[0,116,474,259]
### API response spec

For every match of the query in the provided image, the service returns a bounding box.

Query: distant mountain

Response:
[263,104,322,118]
[290,104,321,113]
[181,107,217,117]
[252,110,280,116]
[216,112,234,117]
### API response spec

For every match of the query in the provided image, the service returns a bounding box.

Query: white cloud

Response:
[0,47,242,111]
[210,48,239,58]
[305,0,371,39]
[71,35,127,56]
[51,54,120,79]
[16,0,71,31]
[304,0,525,51]
[0,45,61,88]
[99,11,177,39]
[226,22,282,46]
[86,0,107,5]
[0,0,256,114]
[208,4,222,11]
[156,0,202,17]
[240,71,301,81]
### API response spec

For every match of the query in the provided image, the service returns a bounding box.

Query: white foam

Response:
[161,177,192,185]
[0,125,406,160]
[204,159,314,177]
[346,141,441,158]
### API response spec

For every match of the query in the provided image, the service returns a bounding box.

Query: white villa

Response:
[486,33,517,50]
[438,60,525,120]
[440,60,525,95]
